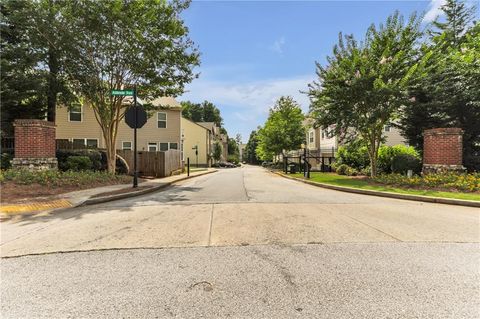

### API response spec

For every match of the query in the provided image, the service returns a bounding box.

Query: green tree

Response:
[181,100,223,127]
[0,0,75,134]
[245,130,261,164]
[212,141,222,162]
[431,0,476,47]
[227,137,239,156]
[308,12,425,176]
[256,96,305,161]
[62,0,199,173]
[400,1,479,170]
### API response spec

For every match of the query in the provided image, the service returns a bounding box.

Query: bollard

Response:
[187,157,190,176]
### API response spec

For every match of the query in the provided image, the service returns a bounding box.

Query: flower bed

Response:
[372,172,480,192]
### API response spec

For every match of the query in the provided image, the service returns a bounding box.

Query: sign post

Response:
[133,85,138,188]
[113,87,147,188]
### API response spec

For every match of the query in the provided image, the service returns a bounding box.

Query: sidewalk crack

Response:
[207,203,214,246]
[344,214,403,242]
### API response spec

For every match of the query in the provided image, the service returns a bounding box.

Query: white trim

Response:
[70,138,99,148]
[68,104,83,122]
[147,142,158,152]
[157,112,167,128]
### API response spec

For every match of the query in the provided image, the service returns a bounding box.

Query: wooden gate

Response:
[116,149,182,178]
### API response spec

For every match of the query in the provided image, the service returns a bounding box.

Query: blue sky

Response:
[178,0,450,143]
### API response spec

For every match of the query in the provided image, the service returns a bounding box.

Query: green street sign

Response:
[111,89,134,96]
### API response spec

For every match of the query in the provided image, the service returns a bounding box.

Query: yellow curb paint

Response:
[0,199,72,214]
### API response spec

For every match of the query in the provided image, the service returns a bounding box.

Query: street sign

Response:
[111,89,134,96]
[125,104,147,129]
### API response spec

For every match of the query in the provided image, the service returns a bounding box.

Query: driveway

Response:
[1,165,479,318]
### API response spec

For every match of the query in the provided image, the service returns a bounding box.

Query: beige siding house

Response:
[181,117,212,167]
[55,97,182,152]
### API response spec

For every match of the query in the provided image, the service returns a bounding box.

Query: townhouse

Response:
[55,97,182,152]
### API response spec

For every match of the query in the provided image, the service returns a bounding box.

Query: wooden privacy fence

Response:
[116,149,182,178]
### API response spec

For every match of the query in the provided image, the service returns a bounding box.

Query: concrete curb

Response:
[273,171,480,208]
[79,170,218,206]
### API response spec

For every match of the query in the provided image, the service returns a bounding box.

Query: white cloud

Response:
[269,37,286,54]
[423,0,446,23]
[179,74,315,139]
[180,74,314,115]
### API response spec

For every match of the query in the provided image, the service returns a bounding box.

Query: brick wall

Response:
[423,128,463,166]
[14,120,56,158]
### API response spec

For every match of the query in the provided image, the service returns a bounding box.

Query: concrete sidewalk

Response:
[0,169,216,218]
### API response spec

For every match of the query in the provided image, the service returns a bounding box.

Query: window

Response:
[72,138,98,149]
[122,141,132,150]
[86,139,98,148]
[169,142,178,150]
[73,139,85,148]
[148,143,158,152]
[309,132,314,143]
[69,103,82,122]
[157,112,167,128]
[384,125,391,132]
[159,143,169,151]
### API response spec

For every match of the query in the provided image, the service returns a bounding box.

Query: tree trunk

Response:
[104,132,117,174]
[46,44,58,123]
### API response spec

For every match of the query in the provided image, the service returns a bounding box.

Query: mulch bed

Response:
[0,179,135,204]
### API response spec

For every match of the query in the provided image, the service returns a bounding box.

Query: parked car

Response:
[262,161,272,167]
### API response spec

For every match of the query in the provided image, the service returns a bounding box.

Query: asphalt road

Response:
[1,165,479,318]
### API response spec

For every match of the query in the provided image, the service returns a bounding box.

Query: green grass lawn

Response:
[291,172,480,201]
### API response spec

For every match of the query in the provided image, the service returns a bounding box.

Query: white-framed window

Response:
[122,141,132,150]
[169,142,178,150]
[71,138,98,148]
[148,143,158,152]
[309,131,314,143]
[159,142,169,151]
[384,125,391,132]
[69,103,83,122]
[157,112,167,128]
[86,139,98,148]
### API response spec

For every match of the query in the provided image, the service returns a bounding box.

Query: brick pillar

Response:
[423,128,465,174]
[12,119,58,170]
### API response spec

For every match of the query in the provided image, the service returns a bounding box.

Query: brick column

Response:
[423,128,464,174]
[12,119,58,170]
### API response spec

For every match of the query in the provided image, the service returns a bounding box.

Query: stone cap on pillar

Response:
[423,128,463,136]
[13,119,56,128]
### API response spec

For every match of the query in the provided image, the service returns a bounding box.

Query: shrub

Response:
[335,140,370,170]
[1,152,12,169]
[345,166,358,176]
[1,168,130,186]
[336,164,350,175]
[227,155,240,165]
[377,145,420,174]
[391,154,422,175]
[359,166,371,176]
[65,156,93,171]
[57,149,102,171]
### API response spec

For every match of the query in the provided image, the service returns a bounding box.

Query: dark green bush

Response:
[65,156,92,171]
[377,145,420,174]
[1,152,12,169]
[391,154,422,175]
[57,149,102,171]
